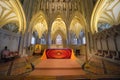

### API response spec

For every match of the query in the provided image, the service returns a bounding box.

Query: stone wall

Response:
[79,44,86,55]
[0,29,20,53]
[94,24,120,60]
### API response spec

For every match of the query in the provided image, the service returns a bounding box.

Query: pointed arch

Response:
[52,30,66,45]
[70,11,87,38]
[70,17,83,38]
[69,11,87,29]
[30,11,48,38]
[51,17,67,42]
[50,12,67,25]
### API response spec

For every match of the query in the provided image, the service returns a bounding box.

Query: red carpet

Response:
[30,49,85,76]
[30,59,86,76]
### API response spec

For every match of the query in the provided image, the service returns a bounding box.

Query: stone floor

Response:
[0,55,40,76]
[84,55,120,75]
[0,54,120,80]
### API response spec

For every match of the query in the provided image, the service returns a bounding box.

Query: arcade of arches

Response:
[0,0,120,79]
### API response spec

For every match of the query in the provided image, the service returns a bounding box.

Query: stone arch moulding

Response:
[69,11,87,38]
[30,11,48,38]
[69,11,87,32]
[50,12,67,26]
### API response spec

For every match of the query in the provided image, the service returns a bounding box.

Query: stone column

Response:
[77,38,79,45]
[84,31,90,62]
[22,31,33,56]
[67,28,70,47]
[105,36,111,58]
[27,32,33,46]
[21,0,34,56]
[94,36,98,55]
[99,37,103,56]
[23,32,28,47]
[95,38,97,50]
[69,32,72,45]
[47,23,51,48]
[113,34,120,59]
[36,37,40,44]
[78,37,82,45]
[18,32,25,56]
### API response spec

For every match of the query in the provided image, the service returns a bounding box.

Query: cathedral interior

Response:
[0,0,120,80]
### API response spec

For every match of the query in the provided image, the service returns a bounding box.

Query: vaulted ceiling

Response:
[51,17,67,40]
[27,0,93,39]
[70,16,84,38]
[0,0,119,38]
[0,0,26,33]
[99,0,120,24]
[91,0,120,33]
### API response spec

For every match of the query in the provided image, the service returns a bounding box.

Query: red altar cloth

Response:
[41,49,76,60]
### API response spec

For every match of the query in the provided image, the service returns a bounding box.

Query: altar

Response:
[41,48,76,60]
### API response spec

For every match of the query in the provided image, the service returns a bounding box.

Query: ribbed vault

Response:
[51,17,67,42]
[70,16,83,38]
[30,11,48,38]
[91,0,120,34]
[0,0,26,33]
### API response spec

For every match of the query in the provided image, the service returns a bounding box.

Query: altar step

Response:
[30,59,86,76]
[30,68,85,76]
